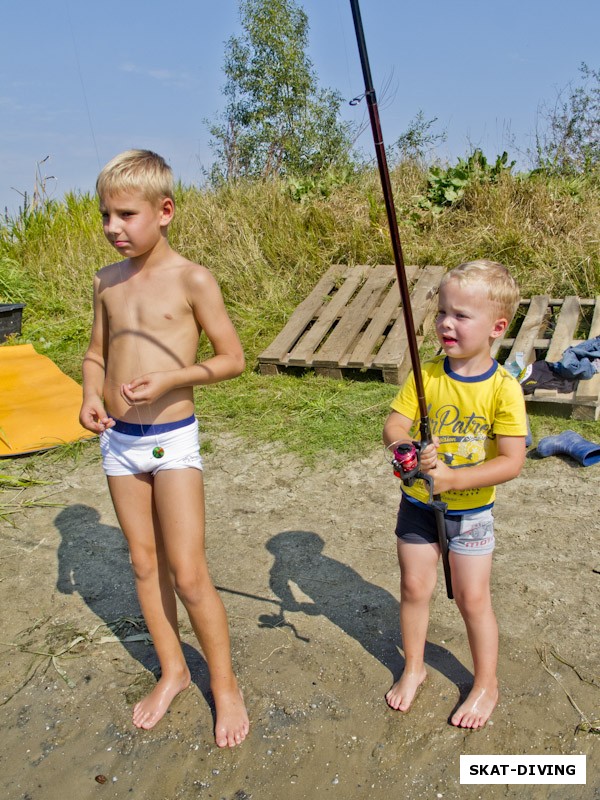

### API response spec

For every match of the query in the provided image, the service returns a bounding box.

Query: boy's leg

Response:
[386,539,439,712]
[153,468,249,748]
[448,551,498,729]
[107,474,191,730]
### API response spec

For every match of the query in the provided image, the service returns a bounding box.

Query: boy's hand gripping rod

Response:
[349,0,453,599]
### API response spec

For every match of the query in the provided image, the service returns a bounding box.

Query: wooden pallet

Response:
[492,295,600,420]
[258,263,444,384]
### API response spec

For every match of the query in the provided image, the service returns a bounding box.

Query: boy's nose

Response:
[105,216,121,234]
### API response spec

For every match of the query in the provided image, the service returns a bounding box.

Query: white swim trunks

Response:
[100,415,203,477]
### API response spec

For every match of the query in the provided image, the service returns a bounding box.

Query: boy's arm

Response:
[383,410,414,448]
[425,433,525,494]
[79,275,114,433]
[383,410,438,471]
[187,266,245,383]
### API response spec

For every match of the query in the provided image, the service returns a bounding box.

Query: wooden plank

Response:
[374,265,445,367]
[345,266,418,367]
[505,295,550,365]
[258,263,347,363]
[573,296,600,420]
[312,264,395,366]
[532,297,581,401]
[544,296,581,362]
[286,264,371,365]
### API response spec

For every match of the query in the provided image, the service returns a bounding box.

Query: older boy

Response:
[79,149,249,747]
[383,260,527,729]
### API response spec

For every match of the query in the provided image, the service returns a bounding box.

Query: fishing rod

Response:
[348,0,453,599]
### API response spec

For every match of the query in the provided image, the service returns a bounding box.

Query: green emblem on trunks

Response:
[152,446,165,459]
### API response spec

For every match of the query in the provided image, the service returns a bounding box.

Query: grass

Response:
[1,163,599,470]
[197,371,394,464]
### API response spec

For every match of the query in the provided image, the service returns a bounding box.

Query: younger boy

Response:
[79,149,249,747]
[383,260,526,729]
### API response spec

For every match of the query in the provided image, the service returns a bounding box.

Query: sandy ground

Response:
[0,432,599,800]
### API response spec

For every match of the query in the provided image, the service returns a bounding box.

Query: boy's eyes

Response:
[437,309,469,319]
[100,210,135,219]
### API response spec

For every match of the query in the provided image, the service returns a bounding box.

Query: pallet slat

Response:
[345,266,418,367]
[373,265,445,384]
[506,295,550,364]
[258,264,351,366]
[573,296,600,420]
[288,265,371,365]
[313,264,395,366]
[544,296,581,362]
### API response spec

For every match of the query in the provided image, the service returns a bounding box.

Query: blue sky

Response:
[1,0,598,216]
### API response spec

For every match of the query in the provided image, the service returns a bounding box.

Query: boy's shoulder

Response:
[95,260,123,284]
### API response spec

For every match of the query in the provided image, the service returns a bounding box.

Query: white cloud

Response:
[119,62,193,87]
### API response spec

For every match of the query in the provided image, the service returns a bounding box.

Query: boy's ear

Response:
[159,197,175,225]
[490,317,509,339]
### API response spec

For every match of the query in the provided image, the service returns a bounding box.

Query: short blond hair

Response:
[96,149,174,205]
[440,260,521,321]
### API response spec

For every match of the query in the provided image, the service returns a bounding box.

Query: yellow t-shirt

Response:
[390,355,527,511]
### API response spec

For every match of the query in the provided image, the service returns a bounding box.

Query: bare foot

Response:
[132,670,191,730]
[451,684,498,729]
[385,668,427,712]
[213,684,249,748]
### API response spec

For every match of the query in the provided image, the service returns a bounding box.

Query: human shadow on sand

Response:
[53,504,211,708]
[257,530,472,694]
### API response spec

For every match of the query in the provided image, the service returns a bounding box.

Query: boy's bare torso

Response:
[98,257,202,424]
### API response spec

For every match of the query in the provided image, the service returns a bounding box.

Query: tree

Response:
[534,63,600,175]
[208,0,354,182]
[393,110,447,163]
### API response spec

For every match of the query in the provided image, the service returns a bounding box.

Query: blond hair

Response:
[96,149,174,205]
[440,260,521,321]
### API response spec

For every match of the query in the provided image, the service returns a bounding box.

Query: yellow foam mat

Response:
[0,343,96,456]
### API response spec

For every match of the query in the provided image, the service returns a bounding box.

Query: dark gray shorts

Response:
[395,495,495,556]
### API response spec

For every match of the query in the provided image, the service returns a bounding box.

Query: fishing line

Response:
[114,261,168,460]
[64,4,166,458]
[348,0,453,599]
[64,0,101,170]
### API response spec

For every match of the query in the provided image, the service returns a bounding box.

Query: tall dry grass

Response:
[1,164,598,376]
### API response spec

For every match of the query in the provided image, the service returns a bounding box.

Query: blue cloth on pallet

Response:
[550,336,600,380]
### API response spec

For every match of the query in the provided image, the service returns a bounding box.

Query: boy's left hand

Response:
[422,458,454,494]
[120,372,174,406]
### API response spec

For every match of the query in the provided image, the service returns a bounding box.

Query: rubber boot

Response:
[536,430,600,467]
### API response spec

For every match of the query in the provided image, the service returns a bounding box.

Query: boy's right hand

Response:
[79,397,114,433]
[419,438,439,472]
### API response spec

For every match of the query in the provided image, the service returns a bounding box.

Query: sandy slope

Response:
[0,434,598,799]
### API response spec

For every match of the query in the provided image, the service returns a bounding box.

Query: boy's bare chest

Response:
[104,276,193,333]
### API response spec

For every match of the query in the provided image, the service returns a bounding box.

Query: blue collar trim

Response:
[443,356,498,383]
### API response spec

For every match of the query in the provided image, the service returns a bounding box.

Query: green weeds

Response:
[1,161,599,461]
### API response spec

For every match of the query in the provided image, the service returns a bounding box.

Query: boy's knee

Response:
[454,587,492,617]
[172,569,209,606]
[401,572,436,602]
[129,551,159,583]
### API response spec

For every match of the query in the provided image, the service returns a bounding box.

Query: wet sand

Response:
[1,434,598,799]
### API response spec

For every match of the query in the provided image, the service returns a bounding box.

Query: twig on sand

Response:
[0,616,152,700]
[538,644,600,735]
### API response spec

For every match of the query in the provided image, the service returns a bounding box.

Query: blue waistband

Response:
[112,415,196,436]
[402,491,493,516]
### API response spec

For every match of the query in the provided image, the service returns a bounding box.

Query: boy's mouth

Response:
[442,335,458,346]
